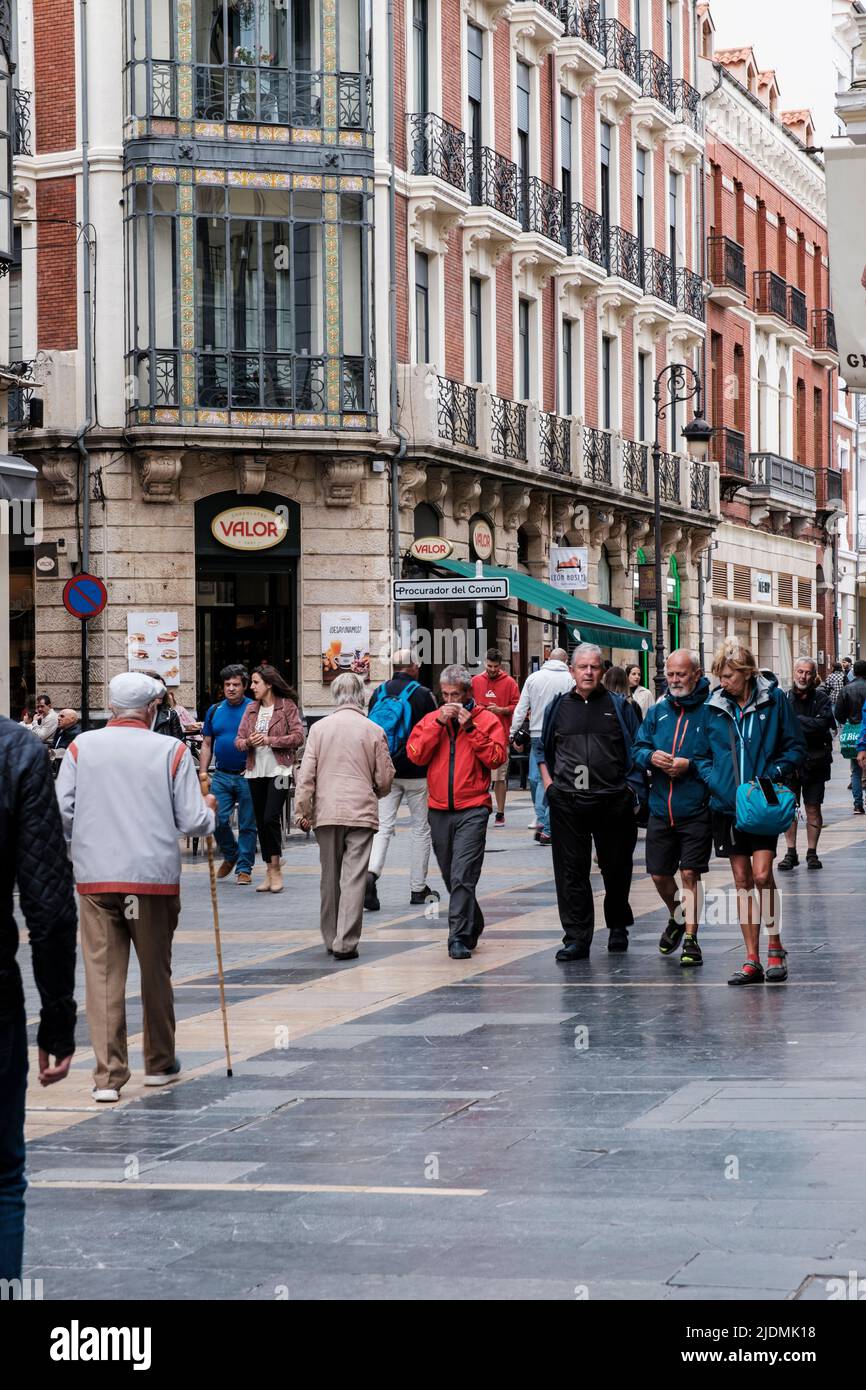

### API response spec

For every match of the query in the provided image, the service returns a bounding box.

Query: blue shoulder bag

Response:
[727,707,796,836]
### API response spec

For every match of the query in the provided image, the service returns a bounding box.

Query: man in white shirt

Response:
[509,649,574,844]
[31,694,59,744]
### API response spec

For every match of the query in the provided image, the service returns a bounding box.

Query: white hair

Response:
[331,673,366,708]
[439,664,472,690]
[667,649,701,671]
[571,643,603,666]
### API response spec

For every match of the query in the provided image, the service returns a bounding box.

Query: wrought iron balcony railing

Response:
[657,450,681,503]
[13,89,33,156]
[583,426,612,485]
[468,143,520,222]
[191,66,370,129]
[437,375,477,448]
[787,285,807,334]
[639,50,673,108]
[749,452,817,502]
[539,411,572,475]
[622,440,649,495]
[754,270,787,319]
[643,246,676,305]
[712,426,747,479]
[408,113,467,190]
[602,17,640,84]
[491,393,527,461]
[527,0,561,14]
[559,0,604,50]
[676,266,705,320]
[690,460,711,512]
[176,350,373,414]
[522,174,564,241]
[812,309,837,354]
[562,200,605,266]
[607,225,642,287]
[671,77,702,130]
[707,235,746,293]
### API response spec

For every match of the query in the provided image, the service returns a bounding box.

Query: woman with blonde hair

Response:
[693,639,804,985]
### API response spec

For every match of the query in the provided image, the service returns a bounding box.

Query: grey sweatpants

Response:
[428,806,490,947]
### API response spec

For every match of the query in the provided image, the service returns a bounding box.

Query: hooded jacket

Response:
[786,684,834,779]
[692,675,806,815]
[407,700,507,810]
[632,676,711,824]
[470,668,520,743]
[510,659,574,738]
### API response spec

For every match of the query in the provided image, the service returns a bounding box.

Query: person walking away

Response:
[0,716,77,1280]
[603,665,643,721]
[200,665,257,885]
[29,694,58,744]
[407,665,507,958]
[778,660,835,871]
[834,659,866,814]
[47,709,81,778]
[141,672,184,740]
[509,648,573,845]
[632,651,711,967]
[627,664,654,719]
[295,674,394,959]
[471,649,519,826]
[236,665,305,894]
[692,640,805,985]
[825,662,845,705]
[538,644,646,963]
[365,650,439,911]
[56,673,216,1101]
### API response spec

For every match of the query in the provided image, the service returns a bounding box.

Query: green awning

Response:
[434,559,653,653]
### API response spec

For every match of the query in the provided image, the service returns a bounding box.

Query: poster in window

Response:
[126,611,180,687]
[321,611,371,684]
[549,546,588,590]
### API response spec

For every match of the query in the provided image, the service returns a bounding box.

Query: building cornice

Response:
[705,83,826,224]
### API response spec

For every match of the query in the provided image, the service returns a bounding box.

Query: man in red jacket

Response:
[407,664,507,958]
[471,648,520,825]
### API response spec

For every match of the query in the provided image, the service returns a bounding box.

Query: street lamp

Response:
[652,363,713,696]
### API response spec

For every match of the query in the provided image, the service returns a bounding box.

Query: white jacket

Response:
[56,719,215,895]
[510,660,574,738]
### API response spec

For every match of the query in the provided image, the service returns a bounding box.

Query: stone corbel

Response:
[590,510,614,548]
[321,458,366,508]
[397,461,428,511]
[551,495,576,541]
[41,452,78,502]
[479,478,500,517]
[502,484,532,533]
[452,473,482,521]
[687,528,714,569]
[426,467,449,507]
[629,516,651,549]
[791,515,811,539]
[233,454,268,496]
[465,225,515,268]
[13,178,34,220]
[750,503,771,526]
[661,523,683,558]
[525,490,548,535]
[139,452,183,503]
[769,509,791,535]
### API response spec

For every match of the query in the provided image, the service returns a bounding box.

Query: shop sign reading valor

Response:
[211,505,289,552]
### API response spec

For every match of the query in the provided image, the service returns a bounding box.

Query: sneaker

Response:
[854,805,865,816]
[410,885,440,905]
[217,860,235,879]
[144,1059,181,1087]
[777,849,799,872]
[728,958,764,986]
[806,851,822,871]
[680,936,703,968]
[765,946,788,983]
[236,871,252,885]
[364,871,380,911]
[608,928,629,953]
[658,917,685,955]
[92,1087,120,1103]
[494,812,505,827]
[537,832,552,846]
[528,821,542,830]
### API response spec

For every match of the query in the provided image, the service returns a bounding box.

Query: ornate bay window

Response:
[126,166,375,428]
[124,0,372,141]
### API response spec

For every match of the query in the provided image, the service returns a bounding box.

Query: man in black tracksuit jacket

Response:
[537,644,645,962]
[834,659,866,812]
[779,660,835,871]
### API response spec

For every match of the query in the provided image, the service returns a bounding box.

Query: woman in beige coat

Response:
[295,673,395,959]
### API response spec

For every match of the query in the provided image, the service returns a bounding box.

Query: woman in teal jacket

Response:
[692,640,805,986]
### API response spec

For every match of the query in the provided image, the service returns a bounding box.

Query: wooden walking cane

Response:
[199,769,233,1077]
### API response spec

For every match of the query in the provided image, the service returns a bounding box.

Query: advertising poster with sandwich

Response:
[127,611,181,687]
[549,547,589,591]
[321,611,370,684]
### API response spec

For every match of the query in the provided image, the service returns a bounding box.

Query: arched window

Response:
[413,502,440,539]
[757,357,768,450]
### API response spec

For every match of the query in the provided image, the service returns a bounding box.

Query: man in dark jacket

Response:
[407,665,507,959]
[778,660,835,870]
[0,718,77,1280]
[365,650,438,910]
[537,643,644,962]
[47,709,82,778]
[632,650,711,967]
[834,659,866,813]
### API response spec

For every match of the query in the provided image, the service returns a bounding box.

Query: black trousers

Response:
[428,806,490,946]
[547,787,638,949]
[248,776,288,862]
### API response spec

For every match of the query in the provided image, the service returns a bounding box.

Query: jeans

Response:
[853,759,863,809]
[0,1008,27,1281]
[547,788,638,950]
[368,777,432,892]
[428,806,490,946]
[211,770,257,874]
[529,739,550,835]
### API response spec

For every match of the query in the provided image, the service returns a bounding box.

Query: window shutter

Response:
[797,578,812,610]
[712,560,728,597]
[732,565,751,602]
[778,573,794,607]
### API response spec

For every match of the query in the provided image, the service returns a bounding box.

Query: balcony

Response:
[437,375,477,449]
[812,309,838,366]
[468,143,520,223]
[491,393,528,463]
[748,451,816,524]
[786,285,808,337]
[583,426,612,485]
[606,225,642,288]
[712,426,747,496]
[657,450,681,504]
[632,50,676,141]
[191,65,371,132]
[816,468,845,523]
[558,0,607,83]
[621,439,649,496]
[675,265,705,322]
[707,235,746,305]
[642,246,676,306]
[539,411,572,475]
[595,18,641,122]
[408,113,466,191]
[13,89,32,157]
[690,460,711,513]
[671,78,702,132]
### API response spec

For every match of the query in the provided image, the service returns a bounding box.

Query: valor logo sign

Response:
[211,506,289,551]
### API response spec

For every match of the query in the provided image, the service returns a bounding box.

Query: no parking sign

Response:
[62,572,107,620]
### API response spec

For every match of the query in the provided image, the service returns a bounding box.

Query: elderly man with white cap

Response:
[56,672,216,1102]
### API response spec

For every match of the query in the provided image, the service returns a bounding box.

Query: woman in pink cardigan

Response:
[235,665,305,893]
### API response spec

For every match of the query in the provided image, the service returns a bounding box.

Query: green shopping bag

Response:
[840,721,861,760]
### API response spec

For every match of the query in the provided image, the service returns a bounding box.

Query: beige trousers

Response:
[78,892,180,1090]
[314,825,375,953]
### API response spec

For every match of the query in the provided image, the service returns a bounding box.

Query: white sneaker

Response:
[92,1087,120,1103]
[144,1060,182,1086]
